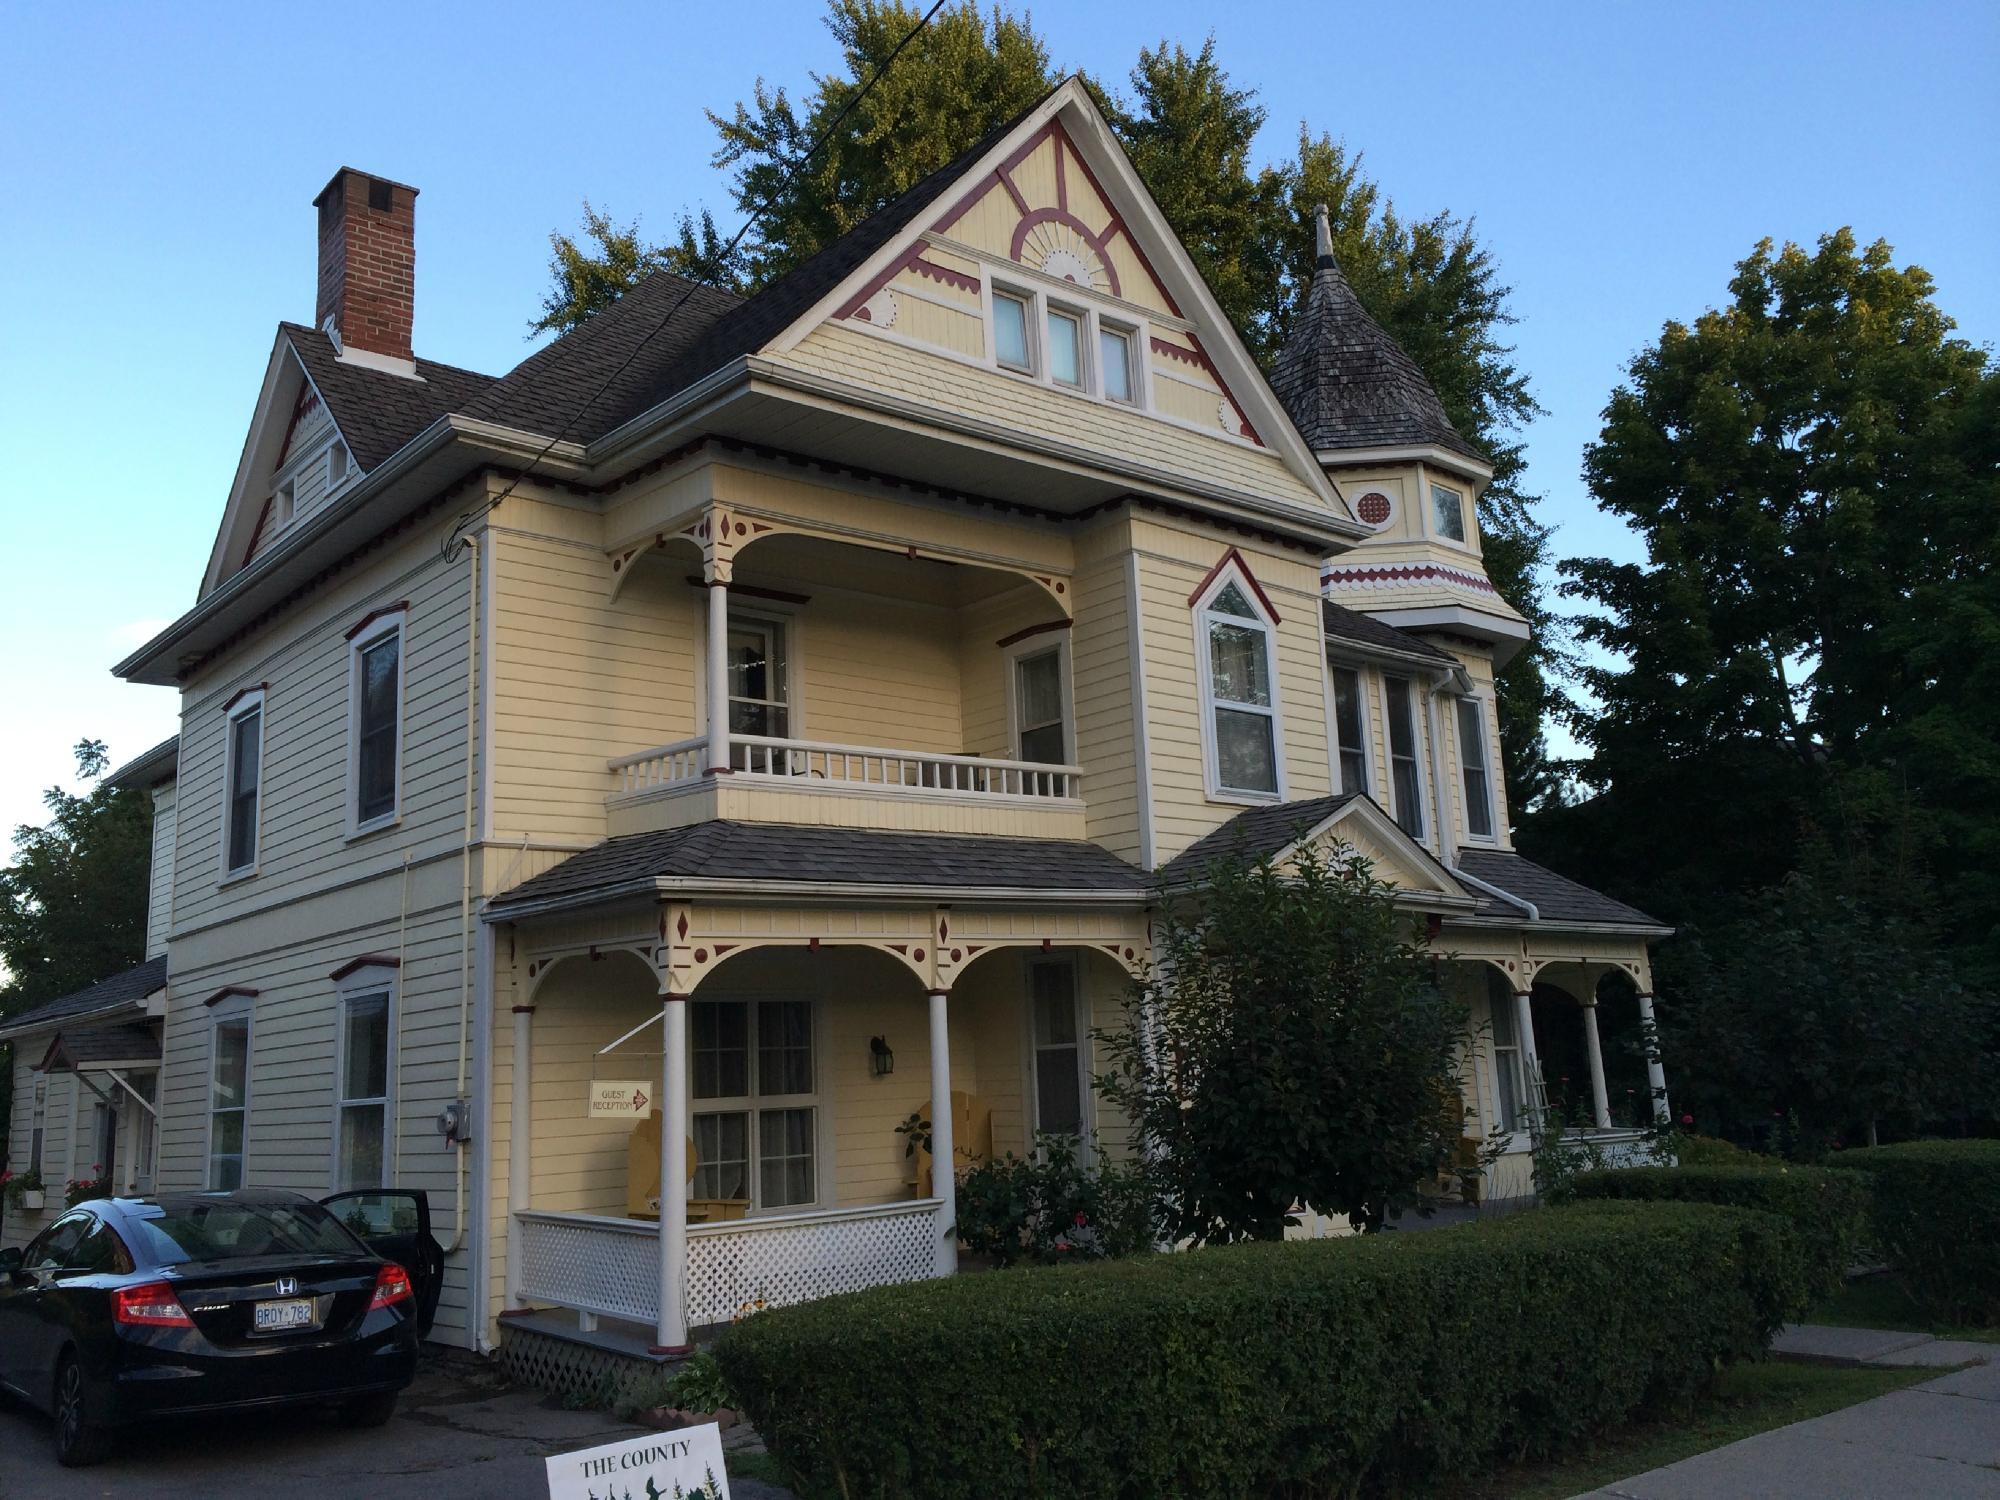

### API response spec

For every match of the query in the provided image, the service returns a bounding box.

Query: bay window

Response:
[1328,663,1369,797]
[691,998,818,1210]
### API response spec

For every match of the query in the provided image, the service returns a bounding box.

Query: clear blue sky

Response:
[1,0,1994,838]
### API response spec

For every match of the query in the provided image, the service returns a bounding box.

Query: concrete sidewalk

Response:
[1576,1328,2000,1498]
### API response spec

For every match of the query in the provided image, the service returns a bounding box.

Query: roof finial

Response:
[1314,202,1334,266]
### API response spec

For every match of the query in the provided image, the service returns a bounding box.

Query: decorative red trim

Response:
[343,601,409,641]
[238,495,275,573]
[1150,336,1201,367]
[203,985,259,1009]
[273,384,321,469]
[221,682,268,715]
[996,167,1031,217]
[1055,123,1183,321]
[1187,547,1284,625]
[684,578,811,605]
[1148,337,1262,445]
[1052,136,1068,210]
[909,254,980,295]
[995,618,1073,648]
[648,1343,694,1357]
[510,1005,535,1015]
[329,954,401,982]
[1321,563,1500,597]
[1007,207,1122,298]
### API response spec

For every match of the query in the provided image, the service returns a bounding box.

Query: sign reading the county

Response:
[546,1425,730,1500]
[589,1080,654,1117]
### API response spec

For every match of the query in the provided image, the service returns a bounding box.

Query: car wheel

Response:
[340,1390,399,1428]
[53,1355,110,1468]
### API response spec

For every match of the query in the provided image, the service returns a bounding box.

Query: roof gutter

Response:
[1448,863,1538,920]
[485,874,1151,923]
[0,997,150,1045]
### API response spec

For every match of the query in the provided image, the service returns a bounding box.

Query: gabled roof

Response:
[104,736,179,792]
[39,1021,161,1072]
[1159,793,1361,884]
[1156,794,1473,908]
[282,323,497,469]
[488,819,1147,912]
[1269,206,1483,463]
[0,955,168,1042]
[1322,599,1456,665]
[1454,849,1667,930]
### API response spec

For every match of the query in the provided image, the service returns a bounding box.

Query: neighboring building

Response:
[8,78,1668,1359]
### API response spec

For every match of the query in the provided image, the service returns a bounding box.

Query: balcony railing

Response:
[607,734,1082,805]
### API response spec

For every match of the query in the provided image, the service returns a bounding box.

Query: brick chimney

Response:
[314,168,418,370]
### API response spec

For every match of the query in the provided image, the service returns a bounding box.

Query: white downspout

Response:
[442,527,480,1255]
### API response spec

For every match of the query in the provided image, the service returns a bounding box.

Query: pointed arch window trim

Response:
[1192,553,1288,804]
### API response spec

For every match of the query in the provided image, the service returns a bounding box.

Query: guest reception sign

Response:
[547,1425,731,1500]
[589,1080,654,1117]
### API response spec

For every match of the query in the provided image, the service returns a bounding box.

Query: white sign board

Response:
[546,1424,731,1500]
[590,1079,655,1118]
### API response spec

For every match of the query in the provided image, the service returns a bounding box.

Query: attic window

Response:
[328,441,350,487]
[276,479,296,528]
[1431,483,1467,543]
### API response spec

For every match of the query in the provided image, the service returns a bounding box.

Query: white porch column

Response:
[927,989,958,1276]
[1513,991,1543,1125]
[505,1003,534,1306]
[1636,991,1671,1124]
[655,993,691,1353]
[705,577,730,774]
[1580,999,1613,1129]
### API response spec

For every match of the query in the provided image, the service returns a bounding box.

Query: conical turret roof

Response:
[1270,206,1484,462]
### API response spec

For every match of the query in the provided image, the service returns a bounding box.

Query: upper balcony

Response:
[595,525,1089,842]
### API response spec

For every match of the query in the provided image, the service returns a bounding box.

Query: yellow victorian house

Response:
[4,77,1669,1374]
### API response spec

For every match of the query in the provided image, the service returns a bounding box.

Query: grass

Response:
[727,1449,792,1488]
[1443,1360,1941,1500]
[1809,1274,2000,1343]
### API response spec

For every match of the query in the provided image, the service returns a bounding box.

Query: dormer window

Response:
[1431,483,1467,543]
[1195,566,1282,801]
[987,280,1148,413]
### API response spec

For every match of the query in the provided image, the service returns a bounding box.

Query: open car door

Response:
[321,1189,445,1338]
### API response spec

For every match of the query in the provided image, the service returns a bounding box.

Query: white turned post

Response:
[506,1003,534,1306]
[1514,991,1542,1125]
[1636,991,1671,1124]
[927,990,958,1276]
[656,993,691,1353]
[1580,999,1612,1129]
[705,579,730,774]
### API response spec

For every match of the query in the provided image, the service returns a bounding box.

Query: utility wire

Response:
[446,0,951,559]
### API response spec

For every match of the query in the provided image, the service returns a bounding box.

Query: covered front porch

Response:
[492,889,1147,1352]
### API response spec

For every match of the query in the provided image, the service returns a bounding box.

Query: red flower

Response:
[1680,1113,1694,1127]
[1073,1212,1088,1228]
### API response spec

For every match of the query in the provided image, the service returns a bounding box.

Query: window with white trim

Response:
[276,478,296,529]
[1197,576,1280,798]
[349,614,403,831]
[335,979,393,1191]
[1383,676,1425,838]
[1489,973,1525,1133]
[1099,324,1137,404]
[1014,646,1067,764]
[222,690,264,876]
[1431,483,1467,543]
[1456,696,1496,840]
[1328,663,1369,797]
[1046,305,1085,388]
[1028,958,1087,1144]
[986,281,1149,413]
[691,998,817,1210]
[327,440,350,488]
[133,1073,157,1189]
[992,288,1033,372]
[208,1004,251,1189]
[726,612,790,740]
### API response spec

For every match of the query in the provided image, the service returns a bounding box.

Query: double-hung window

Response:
[222,689,264,877]
[1328,663,1369,797]
[1099,324,1137,403]
[1028,958,1087,1145]
[726,612,790,741]
[1489,974,1525,1133]
[334,972,394,1191]
[988,283,1146,412]
[1456,697,1496,840]
[691,998,818,1211]
[1046,306,1085,388]
[208,1004,252,1189]
[349,611,404,832]
[1198,575,1281,798]
[992,289,1033,372]
[1014,647,1067,764]
[1383,676,1426,838]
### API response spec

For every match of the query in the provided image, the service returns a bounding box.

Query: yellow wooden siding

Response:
[145,784,177,957]
[1070,537,1141,862]
[790,589,964,751]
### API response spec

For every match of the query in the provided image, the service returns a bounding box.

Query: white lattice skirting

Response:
[515,1200,947,1331]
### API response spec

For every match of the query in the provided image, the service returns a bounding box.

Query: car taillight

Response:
[113,1281,193,1327]
[369,1263,413,1312]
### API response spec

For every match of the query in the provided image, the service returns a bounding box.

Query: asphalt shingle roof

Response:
[490,819,1148,910]
[44,1021,161,1069]
[1269,210,1484,463]
[1455,849,1665,929]
[1322,600,1456,664]
[1156,795,1361,885]
[283,324,498,470]
[0,955,168,1040]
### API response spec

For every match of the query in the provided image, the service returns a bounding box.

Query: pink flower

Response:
[1073,1212,1088,1228]
[1680,1113,1694,1127]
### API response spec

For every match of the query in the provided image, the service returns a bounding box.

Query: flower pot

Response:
[19,1190,44,1211]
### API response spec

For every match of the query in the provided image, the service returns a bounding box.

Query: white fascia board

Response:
[483,876,1150,924]
[0,997,146,1045]
[1318,444,1495,484]
[199,332,298,596]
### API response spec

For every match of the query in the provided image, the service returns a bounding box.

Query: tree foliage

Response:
[534,7,1560,818]
[1097,844,1468,1242]
[0,740,152,1017]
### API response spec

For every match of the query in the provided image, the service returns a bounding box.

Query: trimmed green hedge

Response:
[714,1202,1806,1499]
[1568,1165,1867,1302]
[1832,1140,2000,1323]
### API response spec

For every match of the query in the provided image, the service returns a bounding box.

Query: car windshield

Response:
[123,1201,364,1267]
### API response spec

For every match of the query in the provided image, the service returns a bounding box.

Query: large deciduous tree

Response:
[1097,845,1468,1241]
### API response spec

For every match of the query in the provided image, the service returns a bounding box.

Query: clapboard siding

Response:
[146,784,177,958]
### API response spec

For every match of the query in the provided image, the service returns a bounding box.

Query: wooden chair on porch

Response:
[913,1090,994,1197]
[624,1113,749,1223]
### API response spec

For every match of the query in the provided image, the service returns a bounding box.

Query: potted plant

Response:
[64,1165,110,1207]
[3,1169,46,1211]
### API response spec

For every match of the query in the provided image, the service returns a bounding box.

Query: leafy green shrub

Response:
[1672,1133,1767,1167]
[1832,1140,2000,1324]
[716,1200,1804,1499]
[1568,1164,1866,1302]
[954,1132,1154,1267]
[611,1350,736,1422]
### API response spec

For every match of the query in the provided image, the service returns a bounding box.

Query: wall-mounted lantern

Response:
[869,1035,895,1077]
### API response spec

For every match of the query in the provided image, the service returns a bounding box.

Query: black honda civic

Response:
[0,1188,442,1466]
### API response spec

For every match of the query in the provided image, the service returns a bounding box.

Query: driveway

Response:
[0,1351,793,1499]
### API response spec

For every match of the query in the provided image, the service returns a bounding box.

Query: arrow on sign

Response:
[631,1088,648,1112]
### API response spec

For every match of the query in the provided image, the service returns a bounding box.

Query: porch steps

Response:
[498,1308,687,1403]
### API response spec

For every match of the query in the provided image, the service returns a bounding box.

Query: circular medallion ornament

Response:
[1357,490,1394,528]
[858,288,900,328]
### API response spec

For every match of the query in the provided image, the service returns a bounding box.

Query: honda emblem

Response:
[275,1276,300,1298]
